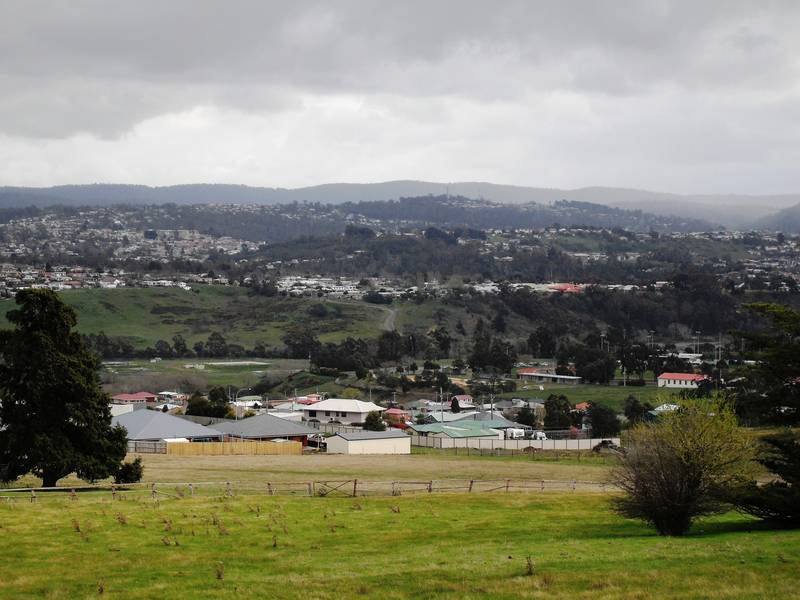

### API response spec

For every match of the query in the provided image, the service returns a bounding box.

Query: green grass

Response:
[1,491,797,599]
[502,383,672,412]
[102,358,312,390]
[0,286,387,349]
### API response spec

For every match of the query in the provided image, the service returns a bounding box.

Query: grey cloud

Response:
[0,1,798,193]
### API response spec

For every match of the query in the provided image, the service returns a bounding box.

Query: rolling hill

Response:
[1,181,795,228]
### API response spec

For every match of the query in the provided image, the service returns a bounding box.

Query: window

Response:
[325,411,331,416]
[308,410,316,417]
[340,412,346,417]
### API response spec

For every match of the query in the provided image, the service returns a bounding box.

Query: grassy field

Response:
[6,452,615,490]
[1,489,796,599]
[502,382,672,412]
[101,358,312,391]
[0,286,386,349]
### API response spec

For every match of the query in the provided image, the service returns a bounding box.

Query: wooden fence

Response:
[0,478,612,502]
[164,441,302,456]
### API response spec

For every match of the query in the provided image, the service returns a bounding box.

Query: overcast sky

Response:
[1,1,798,194]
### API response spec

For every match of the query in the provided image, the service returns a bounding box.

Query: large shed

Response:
[326,429,411,455]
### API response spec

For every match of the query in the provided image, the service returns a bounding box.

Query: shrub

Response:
[611,399,756,536]
[363,411,386,431]
[114,457,143,484]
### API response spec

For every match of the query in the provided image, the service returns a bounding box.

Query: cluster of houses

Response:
[107,365,712,455]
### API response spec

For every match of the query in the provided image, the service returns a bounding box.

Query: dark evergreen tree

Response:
[0,289,127,487]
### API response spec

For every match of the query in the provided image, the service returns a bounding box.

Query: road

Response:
[381,306,397,331]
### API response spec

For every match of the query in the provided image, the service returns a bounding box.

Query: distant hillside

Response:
[754,203,800,232]
[0,180,793,228]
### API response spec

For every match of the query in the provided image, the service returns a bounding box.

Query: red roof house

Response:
[657,373,708,389]
[111,391,157,403]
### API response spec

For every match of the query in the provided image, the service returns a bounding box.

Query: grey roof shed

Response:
[112,410,224,441]
[213,413,319,439]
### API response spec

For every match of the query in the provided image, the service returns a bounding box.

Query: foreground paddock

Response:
[0,492,797,599]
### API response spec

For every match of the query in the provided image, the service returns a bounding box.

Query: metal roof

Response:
[213,413,319,438]
[304,399,385,413]
[333,429,409,441]
[112,410,223,441]
[410,422,501,438]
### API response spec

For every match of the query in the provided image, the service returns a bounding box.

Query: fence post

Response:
[151,483,157,500]
[428,481,433,493]
[226,481,233,497]
[540,480,544,492]
[70,488,78,501]
[30,490,36,503]
[505,479,510,493]
[267,482,274,496]
[468,480,474,492]
[572,480,576,492]
[308,482,313,497]
[189,483,194,497]
[352,480,358,497]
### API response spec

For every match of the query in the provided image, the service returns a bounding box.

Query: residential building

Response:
[657,373,708,389]
[302,398,385,425]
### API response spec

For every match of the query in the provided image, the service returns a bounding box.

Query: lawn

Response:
[501,383,672,412]
[0,286,387,349]
[5,452,616,490]
[1,491,796,599]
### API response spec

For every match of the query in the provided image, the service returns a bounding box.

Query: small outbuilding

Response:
[326,429,411,455]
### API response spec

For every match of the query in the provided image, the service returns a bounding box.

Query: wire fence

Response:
[0,477,614,503]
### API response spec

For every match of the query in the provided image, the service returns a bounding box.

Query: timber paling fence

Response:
[0,478,613,503]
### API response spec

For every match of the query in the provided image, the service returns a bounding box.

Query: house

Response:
[302,398,385,425]
[112,391,158,403]
[213,413,318,444]
[410,421,504,440]
[517,368,582,385]
[325,430,411,455]
[112,410,223,442]
[384,407,411,428]
[657,373,708,389]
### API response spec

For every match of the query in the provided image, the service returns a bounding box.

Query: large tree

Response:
[0,289,127,487]
[735,303,800,425]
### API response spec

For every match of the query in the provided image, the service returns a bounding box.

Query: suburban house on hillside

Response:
[657,372,708,389]
[517,368,582,385]
[301,398,385,425]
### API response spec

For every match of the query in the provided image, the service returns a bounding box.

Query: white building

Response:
[302,398,385,425]
[326,430,411,454]
[657,373,708,389]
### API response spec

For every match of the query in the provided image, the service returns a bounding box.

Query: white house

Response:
[302,398,385,425]
[657,372,708,389]
[517,368,582,385]
[325,430,411,454]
